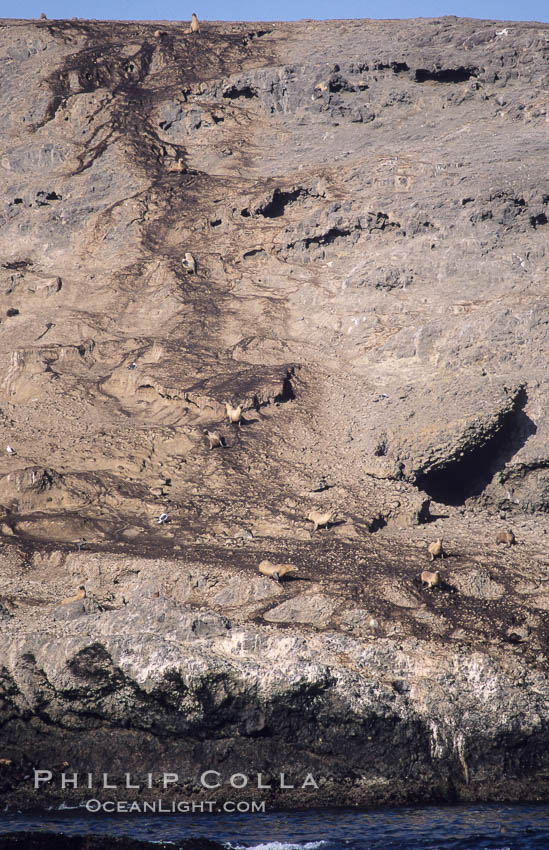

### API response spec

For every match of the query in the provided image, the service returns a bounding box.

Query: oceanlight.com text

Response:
[85,799,267,813]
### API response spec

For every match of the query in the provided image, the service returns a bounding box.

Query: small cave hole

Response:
[415,388,536,506]
[259,188,306,219]
[223,85,258,99]
[531,213,548,229]
[6,308,19,317]
[415,67,478,83]
[242,29,270,44]
[3,260,32,270]
[374,439,387,457]
[369,514,388,533]
[303,226,352,248]
[35,191,62,206]
[210,218,222,227]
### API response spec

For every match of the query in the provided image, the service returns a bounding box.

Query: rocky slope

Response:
[1,13,549,810]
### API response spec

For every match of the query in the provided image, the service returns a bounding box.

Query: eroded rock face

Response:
[3,598,549,810]
[2,14,549,810]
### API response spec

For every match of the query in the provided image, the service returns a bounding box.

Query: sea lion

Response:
[204,429,225,449]
[61,585,86,605]
[427,539,444,561]
[183,252,196,273]
[226,402,243,426]
[258,560,298,582]
[307,509,336,533]
[167,159,185,173]
[421,570,440,588]
[495,529,515,547]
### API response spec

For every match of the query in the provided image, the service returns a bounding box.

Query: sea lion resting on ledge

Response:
[258,560,298,582]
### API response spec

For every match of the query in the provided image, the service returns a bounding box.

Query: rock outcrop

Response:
[1,14,549,810]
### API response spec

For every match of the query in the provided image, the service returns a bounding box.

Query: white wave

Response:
[227,841,328,850]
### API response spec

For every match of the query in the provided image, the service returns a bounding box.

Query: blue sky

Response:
[3,0,548,23]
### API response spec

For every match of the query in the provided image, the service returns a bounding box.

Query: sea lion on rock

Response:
[183,252,196,273]
[495,529,515,547]
[226,402,243,426]
[185,13,200,33]
[61,585,86,605]
[204,429,225,449]
[307,509,337,533]
[258,560,298,582]
[167,159,185,173]
[427,539,444,561]
[421,570,440,588]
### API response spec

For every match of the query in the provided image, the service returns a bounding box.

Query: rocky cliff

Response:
[1,13,549,810]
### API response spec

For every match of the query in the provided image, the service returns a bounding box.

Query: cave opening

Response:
[259,188,306,218]
[223,85,257,99]
[369,514,388,533]
[415,67,478,83]
[531,213,548,228]
[302,226,353,248]
[415,389,536,506]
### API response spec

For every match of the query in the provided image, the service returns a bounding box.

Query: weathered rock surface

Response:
[1,14,549,811]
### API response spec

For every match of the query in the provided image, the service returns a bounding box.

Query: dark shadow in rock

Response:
[274,369,296,403]
[223,85,257,99]
[505,632,524,644]
[329,518,346,529]
[438,551,458,560]
[257,188,308,218]
[368,515,388,533]
[414,66,479,83]
[423,511,450,523]
[415,387,536,506]
[437,578,458,594]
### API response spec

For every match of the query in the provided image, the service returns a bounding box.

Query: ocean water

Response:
[1,803,548,849]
